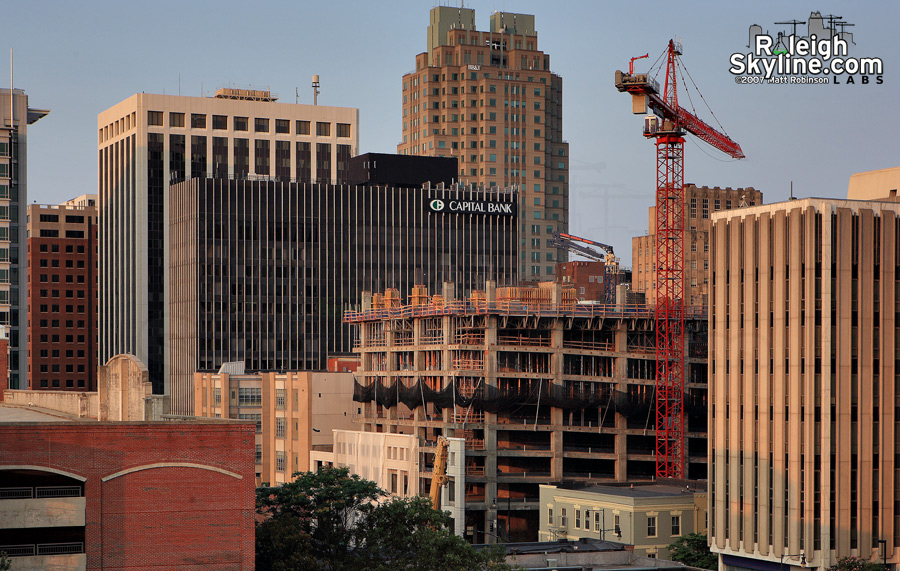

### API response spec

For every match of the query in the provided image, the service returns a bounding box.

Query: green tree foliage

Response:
[256,466,514,571]
[0,552,10,571]
[828,556,884,571]
[667,533,718,570]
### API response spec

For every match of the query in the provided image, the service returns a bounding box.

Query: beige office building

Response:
[632,184,761,307]
[194,368,355,486]
[98,90,358,397]
[399,7,569,280]
[538,482,707,559]
[709,197,900,571]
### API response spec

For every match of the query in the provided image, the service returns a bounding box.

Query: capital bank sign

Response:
[427,198,515,216]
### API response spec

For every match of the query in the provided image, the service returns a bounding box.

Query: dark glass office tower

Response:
[169,178,518,414]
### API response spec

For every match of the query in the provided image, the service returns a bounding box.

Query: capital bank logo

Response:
[429,199,445,211]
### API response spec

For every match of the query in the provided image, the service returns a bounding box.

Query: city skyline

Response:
[6,0,899,269]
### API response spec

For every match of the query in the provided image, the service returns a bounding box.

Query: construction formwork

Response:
[345,283,708,543]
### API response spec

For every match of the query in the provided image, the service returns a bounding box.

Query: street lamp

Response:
[781,552,806,571]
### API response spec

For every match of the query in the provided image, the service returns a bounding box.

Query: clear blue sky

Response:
[8,1,898,266]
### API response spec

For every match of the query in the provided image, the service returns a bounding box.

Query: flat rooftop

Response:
[558,482,706,498]
[0,404,82,423]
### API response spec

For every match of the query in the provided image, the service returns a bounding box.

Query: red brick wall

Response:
[26,205,98,392]
[557,260,606,301]
[327,356,360,372]
[0,421,255,570]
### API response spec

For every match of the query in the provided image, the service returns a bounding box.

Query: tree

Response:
[828,556,884,571]
[256,466,514,571]
[668,533,717,570]
[0,552,10,571]
[255,513,317,571]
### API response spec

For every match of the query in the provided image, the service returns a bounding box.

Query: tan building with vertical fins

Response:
[709,197,900,571]
[632,184,761,307]
[399,7,569,281]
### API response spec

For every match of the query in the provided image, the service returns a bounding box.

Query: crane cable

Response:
[676,59,742,163]
[677,57,733,140]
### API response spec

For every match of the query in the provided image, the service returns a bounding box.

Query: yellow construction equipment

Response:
[429,436,450,510]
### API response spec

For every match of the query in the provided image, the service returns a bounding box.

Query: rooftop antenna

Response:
[312,75,320,105]
[9,48,13,129]
[295,87,299,104]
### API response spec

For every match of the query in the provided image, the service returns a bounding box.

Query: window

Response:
[337,123,351,138]
[647,516,657,537]
[316,122,331,136]
[275,119,290,133]
[147,111,163,126]
[254,118,269,132]
[594,511,601,532]
[276,388,286,409]
[234,116,248,131]
[548,507,554,525]
[191,113,206,128]
[575,509,581,529]
[584,510,590,530]
[169,112,184,127]
[672,515,681,536]
[212,115,227,130]
[276,417,286,438]
[213,387,221,405]
[296,120,310,135]
[276,451,286,472]
[560,508,568,527]
[238,413,262,433]
[0,185,7,199]
[255,444,262,464]
[237,387,262,405]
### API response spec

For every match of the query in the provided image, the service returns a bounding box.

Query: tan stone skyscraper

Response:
[709,196,900,571]
[399,7,569,281]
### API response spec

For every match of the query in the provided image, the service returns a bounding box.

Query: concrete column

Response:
[614,320,628,481]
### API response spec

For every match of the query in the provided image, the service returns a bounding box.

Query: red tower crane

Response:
[615,40,744,479]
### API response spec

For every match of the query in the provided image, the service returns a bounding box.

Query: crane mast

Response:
[615,39,744,479]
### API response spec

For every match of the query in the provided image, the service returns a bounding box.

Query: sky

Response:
[7,0,898,267]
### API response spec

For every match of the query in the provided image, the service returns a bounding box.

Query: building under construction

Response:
[345,283,709,542]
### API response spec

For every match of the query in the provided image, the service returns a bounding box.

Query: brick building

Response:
[0,408,255,569]
[557,260,606,302]
[632,184,761,307]
[26,195,98,391]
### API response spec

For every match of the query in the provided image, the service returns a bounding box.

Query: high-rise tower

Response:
[0,88,49,389]
[98,90,358,395]
[399,7,569,280]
